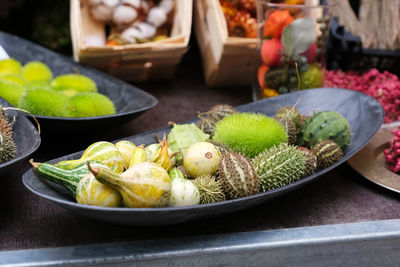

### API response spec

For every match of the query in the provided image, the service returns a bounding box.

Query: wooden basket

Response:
[70,0,192,81]
[194,0,258,87]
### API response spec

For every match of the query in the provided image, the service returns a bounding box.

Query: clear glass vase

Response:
[254,0,330,100]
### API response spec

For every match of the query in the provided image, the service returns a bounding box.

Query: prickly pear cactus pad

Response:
[213,112,288,157]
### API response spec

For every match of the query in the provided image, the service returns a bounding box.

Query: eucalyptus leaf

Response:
[281,17,316,57]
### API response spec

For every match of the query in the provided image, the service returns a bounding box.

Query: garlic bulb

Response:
[159,0,174,14]
[120,27,141,44]
[90,4,114,22]
[103,0,119,8]
[112,4,138,26]
[120,22,156,43]
[147,6,167,27]
[122,0,141,9]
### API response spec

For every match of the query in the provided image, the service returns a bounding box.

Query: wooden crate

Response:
[194,0,258,87]
[70,0,192,81]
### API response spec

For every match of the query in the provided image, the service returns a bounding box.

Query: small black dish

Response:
[0,99,40,176]
[0,31,158,135]
[23,88,384,225]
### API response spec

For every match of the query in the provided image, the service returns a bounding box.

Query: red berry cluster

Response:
[384,127,400,173]
[324,69,400,123]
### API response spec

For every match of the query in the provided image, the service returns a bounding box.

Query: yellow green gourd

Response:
[88,162,172,208]
[31,160,121,207]
[128,145,147,168]
[56,141,125,173]
[115,140,137,169]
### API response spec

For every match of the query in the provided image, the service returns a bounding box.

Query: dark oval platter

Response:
[23,88,384,225]
[0,98,40,176]
[0,31,157,135]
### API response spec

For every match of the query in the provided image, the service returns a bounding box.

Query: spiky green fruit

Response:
[63,92,115,117]
[298,146,317,176]
[0,74,26,85]
[252,143,306,192]
[206,104,237,121]
[191,174,225,204]
[51,74,97,92]
[0,58,21,75]
[217,152,259,199]
[300,64,324,89]
[213,112,288,158]
[196,118,216,136]
[25,81,51,91]
[61,89,79,97]
[19,88,68,117]
[0,79,27,106]
[299,111,351,150]
[22,61,53,83]
[275,106,305,133]
[276,117,297,145]
[311,140,343,169]
[0,115,16,163]
[167,123,210,164]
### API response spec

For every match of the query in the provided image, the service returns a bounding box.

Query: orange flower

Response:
[263,9,294,38]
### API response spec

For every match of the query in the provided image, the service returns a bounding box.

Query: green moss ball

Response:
[51,74,97,92]
[0,79,27,106]
[22,61,53,83]
[19,88,68,117]
[300,64,324,90]
[63,92,115,117]
[213,112,288,157]
[0,58,21,75]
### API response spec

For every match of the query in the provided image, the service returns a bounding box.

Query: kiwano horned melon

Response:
[299,111,351,150]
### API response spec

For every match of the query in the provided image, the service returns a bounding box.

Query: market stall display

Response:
[24,88,383,225]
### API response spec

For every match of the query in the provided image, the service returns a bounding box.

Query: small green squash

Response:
[31,160,121,207]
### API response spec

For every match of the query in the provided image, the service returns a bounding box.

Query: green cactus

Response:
[299,111,351,150]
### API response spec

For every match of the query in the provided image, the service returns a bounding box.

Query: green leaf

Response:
[281,17,316,57]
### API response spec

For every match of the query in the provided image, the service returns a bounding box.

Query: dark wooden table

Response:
[1,44,400,266]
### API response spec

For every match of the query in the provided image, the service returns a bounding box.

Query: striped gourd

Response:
[115,140,137,170]
[56,141,125,173]
[31,160,121,207]
[252,143,306,192]
[168,168,200,206]
[88,162,172,208]
[217,152,259,199]
[299,111,351,150]
[311,140,343,169]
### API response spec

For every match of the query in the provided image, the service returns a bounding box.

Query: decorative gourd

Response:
[30,160,121,207]
[76,174,121,207]
[168,168,200,206]
[145,134,174,171]
[115,140,137,170]
[56,141,125,173]
[128,145,147,168]
[88,162,172,208]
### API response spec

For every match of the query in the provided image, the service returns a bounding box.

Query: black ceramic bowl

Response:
[0,99,40,176]
[0,32,157,135]
[22,88,384,225]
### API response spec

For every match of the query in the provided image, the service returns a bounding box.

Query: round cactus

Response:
[299,111,351,150]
